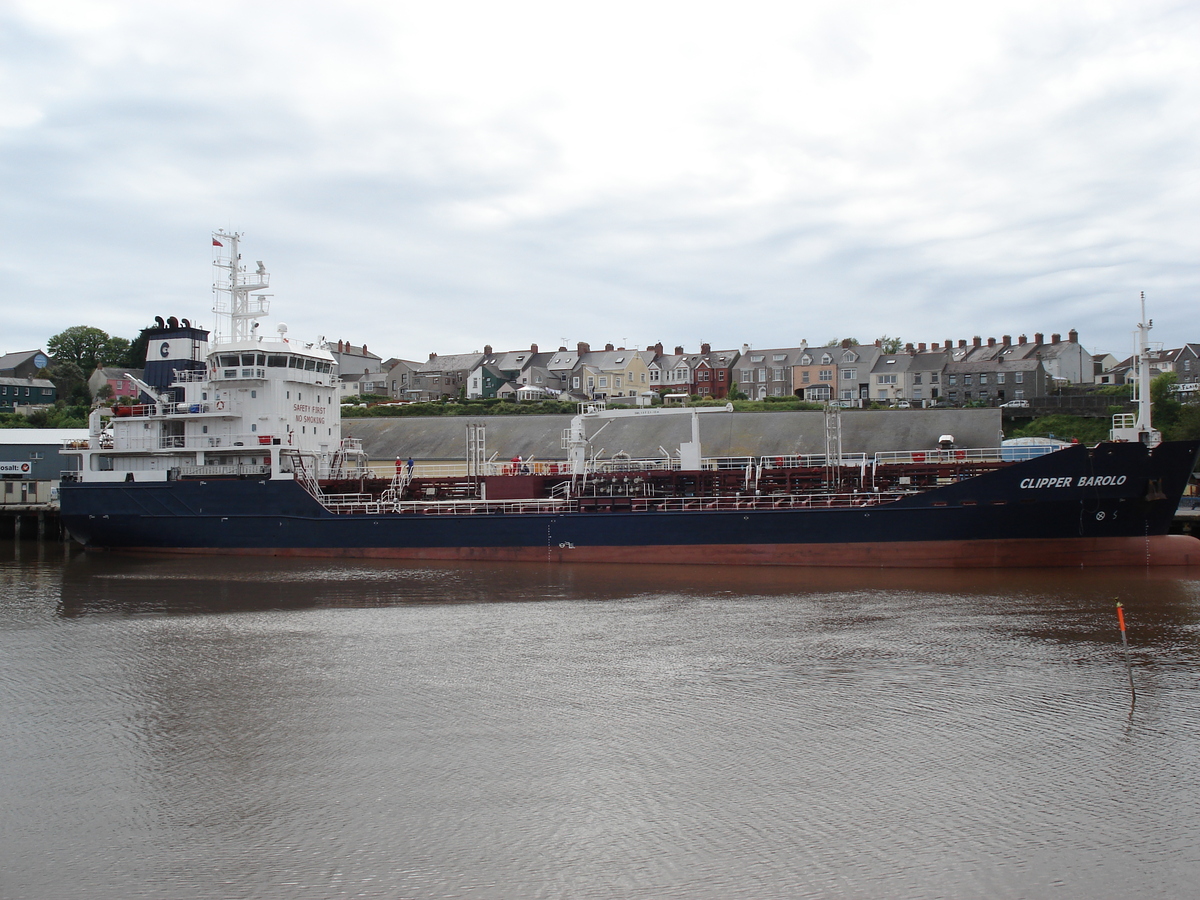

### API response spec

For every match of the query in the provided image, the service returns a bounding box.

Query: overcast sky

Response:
[2,0,1196,364]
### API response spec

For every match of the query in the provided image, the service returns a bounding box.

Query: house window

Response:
[598,376,607,388]
[801,371,810,383]
[842,368,856,381]
[572,377,580,389]
[1014,372,1023,384]
[996,373,1005,384]
[979,374,987,385]
[819,369,833,382]
[614,376,622,388]
[964,375,972,385]
[930,373,939,384]
[913,389,922,400]
[841,390,853,400]
[1015,390,1025,399]
[809,385,830,400]
[876,374,897,384]
[913,374,922,384]
[773,367,785,381]
[757,368,767,382]
[716,371,724,381]
[877,390,888,400]
[948,374,957,385]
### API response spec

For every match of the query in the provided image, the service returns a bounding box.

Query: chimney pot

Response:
[1034,333,1044,345]
[1019,334,1027,345]
[959,340,967,348]
[905,343,915,353]
[1051,333,1061,344]
[1068,329,1078,343]
[700,342,711,354]
[577,342,590,354]
[483,344,492,355]
[874,339,882,348]
[973,336,982,348]
[674,346,684,356]
[1002,335,1011,346]
[987,337,996,347]
[530,343,538,354]
[931,342,939,350]
[841,339,852,349]
[918,343,926,351]
[605,343,614,352]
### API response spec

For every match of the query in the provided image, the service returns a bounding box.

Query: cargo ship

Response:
[59,234,1200,567]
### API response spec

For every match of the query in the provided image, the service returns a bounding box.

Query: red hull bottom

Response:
[109,534,1200,567]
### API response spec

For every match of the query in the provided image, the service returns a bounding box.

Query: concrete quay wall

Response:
[344,409,1005,465]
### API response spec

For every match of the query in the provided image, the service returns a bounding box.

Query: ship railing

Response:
[103,432,278,451]
[215,367,268,381]
[321,493,379,512]
[873,448,1008,465]
[592,457,677,473]
[175,464,272,477]
[110,401,228,418]
[317,490,918,516]
[756,453,869,468]
[171,369,209,383]
[705,456,758,470]
[617,491,914,511]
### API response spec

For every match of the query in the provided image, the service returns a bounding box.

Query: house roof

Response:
[92,367,144,380]
[417,352,485,374]
[0,350,47,373]
[0,376,55,388]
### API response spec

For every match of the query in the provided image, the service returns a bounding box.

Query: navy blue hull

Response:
[59,441,1200,567]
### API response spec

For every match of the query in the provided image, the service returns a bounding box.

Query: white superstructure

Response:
[63,232,342,482]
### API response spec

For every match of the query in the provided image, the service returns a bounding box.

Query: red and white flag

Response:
[212,238,223,247]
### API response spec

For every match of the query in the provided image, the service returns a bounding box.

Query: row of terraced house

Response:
[323,329,1200,407]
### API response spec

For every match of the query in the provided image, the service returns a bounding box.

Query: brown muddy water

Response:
[3,541,1199,899]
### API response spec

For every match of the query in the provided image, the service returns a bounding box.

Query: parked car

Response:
[1001,399,1031,408]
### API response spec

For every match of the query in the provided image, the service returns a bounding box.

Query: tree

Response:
[46,326,130,372]
[123,326,155,368]
[876,335,903,354]
[825,337,860,347]
[44,359,91,406]
[1172,400,1200,441]
[1151,372,1181,436]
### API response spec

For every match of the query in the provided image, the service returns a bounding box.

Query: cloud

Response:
[0,0,1196,362]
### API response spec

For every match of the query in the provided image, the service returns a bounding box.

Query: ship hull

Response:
[60,440,1200,568]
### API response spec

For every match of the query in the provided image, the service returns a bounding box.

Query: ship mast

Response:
[1110,291,1161,446]
[211,230,271,344]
